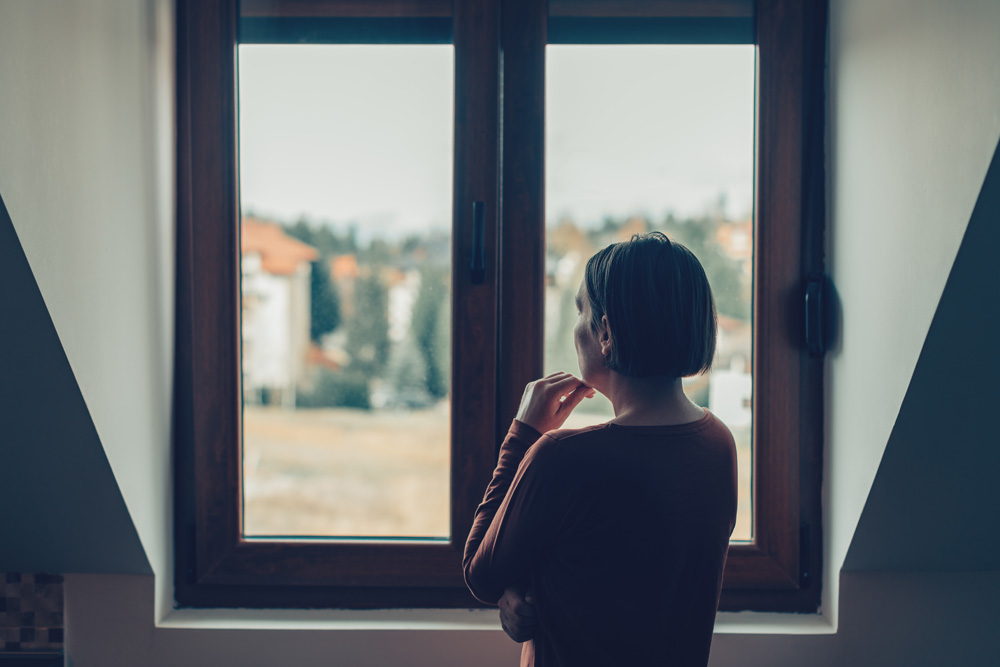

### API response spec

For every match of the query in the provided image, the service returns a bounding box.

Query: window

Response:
[543,43,756,542]
[175,0,824,612]
[237,44,455,540]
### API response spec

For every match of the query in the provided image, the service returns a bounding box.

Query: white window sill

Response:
[158,607,836,635]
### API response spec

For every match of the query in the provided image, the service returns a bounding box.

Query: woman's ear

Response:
[599,315,613,357]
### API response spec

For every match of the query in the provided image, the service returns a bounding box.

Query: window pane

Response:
[238,45,453,539]
[545,45,754,541]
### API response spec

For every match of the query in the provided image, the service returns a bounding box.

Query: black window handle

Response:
[470,201,486,284]
[805,275,828,358]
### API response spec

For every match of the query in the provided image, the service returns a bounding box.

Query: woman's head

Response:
[578,231,717,380]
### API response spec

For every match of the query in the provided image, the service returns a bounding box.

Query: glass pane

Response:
[238,45,453,539]
[546,45,755,541]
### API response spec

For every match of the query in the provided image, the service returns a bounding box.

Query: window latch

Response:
[804,275,831,358]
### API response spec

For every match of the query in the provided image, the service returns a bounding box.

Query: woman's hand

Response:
[515,372,595,434]
[499,585,537,643]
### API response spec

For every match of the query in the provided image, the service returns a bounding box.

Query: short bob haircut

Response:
[584,231,717,378]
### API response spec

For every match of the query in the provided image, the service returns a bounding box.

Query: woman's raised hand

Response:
[515,372,596,434]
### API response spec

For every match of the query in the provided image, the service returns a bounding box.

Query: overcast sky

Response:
[238,44,754,239]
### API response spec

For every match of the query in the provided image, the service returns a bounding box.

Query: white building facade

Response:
[240,217,317,407]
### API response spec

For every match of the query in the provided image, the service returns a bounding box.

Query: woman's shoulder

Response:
[513,424,614,489]
[520,423,610,463]
[529,410,735,461]
[523,423,626,471]
[541,422,613,446]
[543,411,735,454]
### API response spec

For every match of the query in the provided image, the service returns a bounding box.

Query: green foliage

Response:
[546,287,582,376]
[385,336,429,393]
[297,369,371,410]
[363,238,395,266]
[658,214,749,321]
[346,274,390,376]
[583,213,750,322]
[273,211,743,417]
[282,218,349,343]
[410,266,450,398]
[308,259,341,342]
[284,217,358,256]
[432,285,451,395]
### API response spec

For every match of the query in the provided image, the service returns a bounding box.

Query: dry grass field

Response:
[243,405,451,537]
[242,405,752,541]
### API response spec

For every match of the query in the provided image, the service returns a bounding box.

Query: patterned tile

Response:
[0,574,63,654]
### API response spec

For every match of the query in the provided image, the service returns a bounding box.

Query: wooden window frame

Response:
[174,0,824,612]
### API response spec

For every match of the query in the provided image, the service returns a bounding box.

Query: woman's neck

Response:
[604,373,705,427]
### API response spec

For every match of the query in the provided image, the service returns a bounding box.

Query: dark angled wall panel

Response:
[0,191,150,575]
[844,138,1000,571]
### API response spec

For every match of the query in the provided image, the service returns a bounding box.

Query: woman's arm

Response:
[462,372,593,603]
[462,419,542,604]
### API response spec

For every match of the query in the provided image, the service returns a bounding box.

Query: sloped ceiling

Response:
[0,192,150,574]
[825,0,1000,582]
[0,0,174,586]
[843,139,1000,571]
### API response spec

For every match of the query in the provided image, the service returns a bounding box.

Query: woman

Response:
[464,232,738,666]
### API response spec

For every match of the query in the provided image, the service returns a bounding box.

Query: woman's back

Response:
[464,233,737,666]
[465,412,737,667]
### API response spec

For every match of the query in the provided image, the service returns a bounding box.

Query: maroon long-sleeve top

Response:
[464,412,738,667]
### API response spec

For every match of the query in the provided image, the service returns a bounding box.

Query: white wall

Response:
[7,0,1000,664]
[62,569,1000,666]
[824,0,1000,584]
[0,0,174,599]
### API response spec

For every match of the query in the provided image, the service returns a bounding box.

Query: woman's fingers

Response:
[548,376,593,404]
[515,372,594,433]
[558,385,593,414]
[546,373,588,394]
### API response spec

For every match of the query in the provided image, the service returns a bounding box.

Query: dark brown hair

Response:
[584,231,717,378]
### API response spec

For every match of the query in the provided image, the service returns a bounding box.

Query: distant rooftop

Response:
[242,216,318,275]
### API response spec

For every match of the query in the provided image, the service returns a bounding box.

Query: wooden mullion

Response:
[175,0,244,604]
[449,0,503,553]
[795,0,827,607]
[717,0,824,612]
[742,0,804,588]
[180,0,244,585]
[496,0,547,443]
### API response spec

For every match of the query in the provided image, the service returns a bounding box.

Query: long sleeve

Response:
[462,414,738,666]
[462,419,554,604]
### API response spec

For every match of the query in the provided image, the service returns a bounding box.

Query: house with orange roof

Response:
[240,216,318,407]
